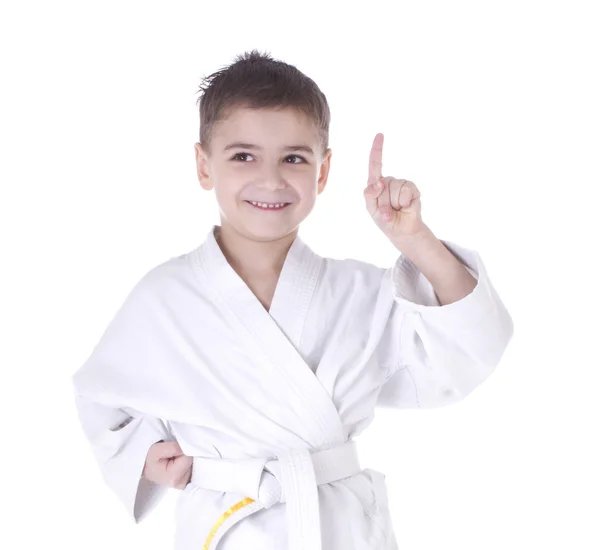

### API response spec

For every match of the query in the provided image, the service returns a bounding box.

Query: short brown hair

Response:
[195,49,330,159]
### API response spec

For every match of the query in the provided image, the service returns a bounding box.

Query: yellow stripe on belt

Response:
[202,497,255,550]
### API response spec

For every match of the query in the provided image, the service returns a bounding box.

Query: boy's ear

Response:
[194,142,213,190]
[317,148,332,195]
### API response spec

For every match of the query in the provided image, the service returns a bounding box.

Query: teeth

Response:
[249,201,288,208]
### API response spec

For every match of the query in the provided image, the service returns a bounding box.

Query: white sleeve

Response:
[376,240,514,409]
[73,391,172,523]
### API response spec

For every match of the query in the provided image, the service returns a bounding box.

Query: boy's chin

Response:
[219,202,313,242]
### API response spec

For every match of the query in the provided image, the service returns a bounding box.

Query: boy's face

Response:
[194,106,332,242]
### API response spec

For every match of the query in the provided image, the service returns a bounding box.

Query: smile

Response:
[245,201,291,211]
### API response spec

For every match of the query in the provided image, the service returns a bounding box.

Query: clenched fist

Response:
[142,440,193,490]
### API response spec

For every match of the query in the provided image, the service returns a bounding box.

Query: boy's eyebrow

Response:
[223,142,315,155]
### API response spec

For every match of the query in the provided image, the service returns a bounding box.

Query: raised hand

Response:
[364,133,426,240]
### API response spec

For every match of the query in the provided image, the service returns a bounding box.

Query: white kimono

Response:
[71,225,513,550]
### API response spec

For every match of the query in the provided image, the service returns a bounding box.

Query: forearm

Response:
[391,225,477,306]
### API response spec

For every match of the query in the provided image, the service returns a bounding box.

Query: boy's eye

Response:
[231,153,306,164]
[232,152,254,162]
[285,155,306,164]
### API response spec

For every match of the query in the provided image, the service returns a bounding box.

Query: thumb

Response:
[168,454,193,482]
[171,458,193,489]
[377,176,395,223]
[155,441,184,459]
[169,453,193,472]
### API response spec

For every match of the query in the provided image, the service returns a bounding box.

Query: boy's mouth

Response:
[245,201,291,211]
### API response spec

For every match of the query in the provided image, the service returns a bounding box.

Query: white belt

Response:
[190,440,361,550]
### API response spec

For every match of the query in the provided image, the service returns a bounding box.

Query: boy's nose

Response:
[257,172,286,190]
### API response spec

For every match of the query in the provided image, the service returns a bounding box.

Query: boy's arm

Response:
[377,238,514,409]
[73,392,171,523]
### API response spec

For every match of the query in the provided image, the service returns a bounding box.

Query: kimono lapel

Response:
[194,226,345,449]
[267,231,320,350]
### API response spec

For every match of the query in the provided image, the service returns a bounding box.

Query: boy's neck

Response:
[214,224,297,277]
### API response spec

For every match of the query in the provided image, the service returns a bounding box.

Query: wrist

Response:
[390,225,438,258]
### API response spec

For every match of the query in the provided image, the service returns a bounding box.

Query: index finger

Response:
[368,133,384,186]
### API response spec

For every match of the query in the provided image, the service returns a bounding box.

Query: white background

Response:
[1,0,599,548]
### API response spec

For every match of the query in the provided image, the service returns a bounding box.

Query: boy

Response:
[72,50,513,550]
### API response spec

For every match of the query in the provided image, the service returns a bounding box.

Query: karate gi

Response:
[72,225,513,550]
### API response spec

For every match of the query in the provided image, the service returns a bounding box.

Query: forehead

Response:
[213,106,319,145]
